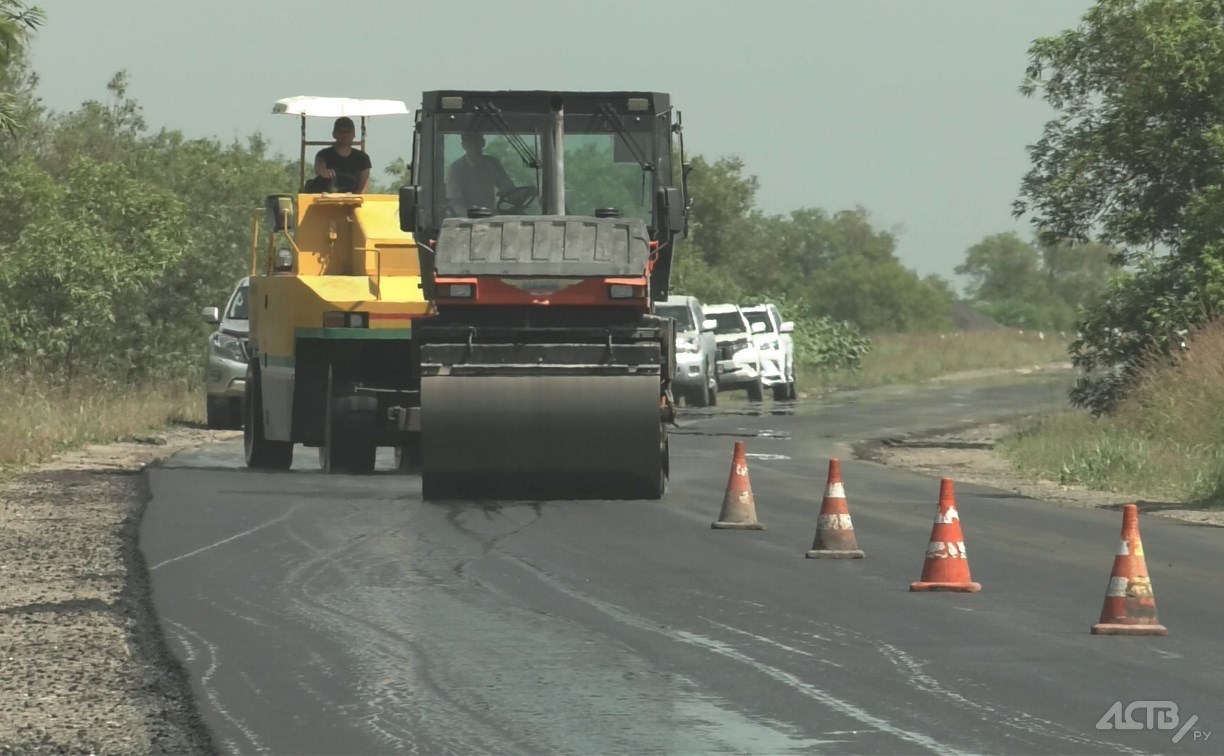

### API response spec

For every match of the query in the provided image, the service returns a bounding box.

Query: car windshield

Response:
[744,310,773,332]
[656,304,694,331]
[709,311,745,334]
[227,285,249,320]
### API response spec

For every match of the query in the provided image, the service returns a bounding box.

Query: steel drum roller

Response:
[420,374,664,499]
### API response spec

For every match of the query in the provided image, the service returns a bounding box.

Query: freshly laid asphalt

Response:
[141,371,1223,755]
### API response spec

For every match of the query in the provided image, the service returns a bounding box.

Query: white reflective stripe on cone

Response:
[818,514,853,530]
[925,541,967,558]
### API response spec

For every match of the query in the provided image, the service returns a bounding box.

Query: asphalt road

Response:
[142,372,1223,755]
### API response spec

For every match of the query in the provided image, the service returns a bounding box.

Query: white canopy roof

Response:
[272,96,411,118]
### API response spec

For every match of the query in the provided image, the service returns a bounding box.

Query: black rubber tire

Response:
[688,373,709,407]
[772,383,791,402]
[747,378,765,403]
[206,397,228,429]
[394,436,422,474]
[244,368,293,470]
[229,398,245,429]
[319,366,377,475]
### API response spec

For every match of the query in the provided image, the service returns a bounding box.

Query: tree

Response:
[1015,0,1224,255]
[956,232,1044,304]
[954,231,1116,330]
[0,0,43,134]
[1014,0,1224,410]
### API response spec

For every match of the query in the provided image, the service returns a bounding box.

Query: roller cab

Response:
[399,90,690,499]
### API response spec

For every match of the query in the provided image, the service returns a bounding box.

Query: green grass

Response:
[0,372,203,479]
[800,330,1072,390]
[998,321,1224,508]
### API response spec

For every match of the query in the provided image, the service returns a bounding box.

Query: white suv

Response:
[703,303,765,402]
[741,303,796,401]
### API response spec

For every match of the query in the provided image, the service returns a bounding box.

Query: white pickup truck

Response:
[703,303,765,402]
[741,303,796,400]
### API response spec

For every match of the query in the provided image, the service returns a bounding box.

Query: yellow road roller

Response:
[244,96,431,473]
[397,90,691,499]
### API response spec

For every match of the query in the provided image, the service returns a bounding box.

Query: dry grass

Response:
[802,330,1072,389]
[999,320,1224,508]
[0,372,203,478]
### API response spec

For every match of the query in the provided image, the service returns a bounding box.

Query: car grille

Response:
[718,338,749,360]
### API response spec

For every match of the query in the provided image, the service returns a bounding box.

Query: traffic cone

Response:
[805,458,864,558]
[910,478,981,592]
[1091,504,1168,636]
[711,440,764,530]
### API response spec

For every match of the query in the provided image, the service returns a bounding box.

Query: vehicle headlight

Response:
[676,337,700,354]
[211,332,247,362]
[274,244,294,271]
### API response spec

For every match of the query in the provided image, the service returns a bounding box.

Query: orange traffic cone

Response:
[910,478,981,592]
[806,458,864,558]
[711,440,764,530]
[1091,504,1168,636]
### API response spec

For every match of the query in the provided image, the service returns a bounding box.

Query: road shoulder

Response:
[854,420,1224,528]
[0,426,228,754]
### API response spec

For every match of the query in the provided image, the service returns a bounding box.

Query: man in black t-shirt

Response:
[311,116,372,193]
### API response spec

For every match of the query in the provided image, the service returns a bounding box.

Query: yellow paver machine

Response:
[397,90,691,499]
[243,96,429,473]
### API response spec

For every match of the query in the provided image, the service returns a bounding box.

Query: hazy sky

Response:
[29,0,1094,284]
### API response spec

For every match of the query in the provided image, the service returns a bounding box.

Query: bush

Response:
[1002,318,1224,507]
[1067,252,1221,415]
[792,314,872,371]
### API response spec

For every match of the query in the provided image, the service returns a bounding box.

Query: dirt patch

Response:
[0,425,234,755]
[855,422,1224,528]
[926,361,1073,384]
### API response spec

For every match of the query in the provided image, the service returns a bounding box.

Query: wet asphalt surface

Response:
[141,372,1224,755]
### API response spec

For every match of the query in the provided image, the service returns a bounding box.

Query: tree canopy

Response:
[1015,0,1224,412]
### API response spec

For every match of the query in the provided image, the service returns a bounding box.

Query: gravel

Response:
[0,428,232,755]
[856,421,1224,528]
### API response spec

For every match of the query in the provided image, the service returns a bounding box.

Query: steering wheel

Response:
[496,185,539,214]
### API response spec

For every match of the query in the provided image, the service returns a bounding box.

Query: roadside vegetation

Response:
[1,1,1127,476]
[0,377,200,471]
[987,0,1224,507]
[1000,321,1224,508]
[801,330,1071,391]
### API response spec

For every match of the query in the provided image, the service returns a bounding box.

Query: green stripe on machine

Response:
[294,328,413,340]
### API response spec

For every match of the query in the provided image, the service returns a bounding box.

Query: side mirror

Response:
[656,186,685,234]
[264,194,294,232]
[701,318,717,332]
[201,306,221,325]
[398,185,420,233]
[751,321,767,334]
[780,321,794,334]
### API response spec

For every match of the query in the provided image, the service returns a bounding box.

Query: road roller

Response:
[397,90,691,500]
[243,95,431,474]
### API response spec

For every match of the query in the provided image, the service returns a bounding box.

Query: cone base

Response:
[806,549,864,559]
[1091,622,1168,636]
[910,581,981,592]
[711,521,765,530]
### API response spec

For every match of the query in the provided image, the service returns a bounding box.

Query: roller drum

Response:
[420,374,665,500]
